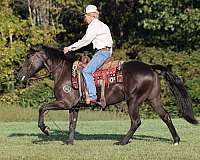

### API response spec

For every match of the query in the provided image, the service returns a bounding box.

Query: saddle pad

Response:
[72,60,124,89]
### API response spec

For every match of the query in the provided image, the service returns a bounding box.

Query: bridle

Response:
[24,51,64,82]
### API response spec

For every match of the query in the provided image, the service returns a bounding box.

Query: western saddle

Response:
[71,55,124,108]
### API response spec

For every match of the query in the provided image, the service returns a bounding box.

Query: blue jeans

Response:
[82,50,112,100]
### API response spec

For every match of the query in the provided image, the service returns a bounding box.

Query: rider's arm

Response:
[68,24,97,51]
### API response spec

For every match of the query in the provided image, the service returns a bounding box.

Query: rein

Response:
[29,74,50,81]
[43,58,64,77]
[28,52,65,82]
[46,114,66,136]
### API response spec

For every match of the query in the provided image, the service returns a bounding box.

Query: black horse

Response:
[17,44,198,145]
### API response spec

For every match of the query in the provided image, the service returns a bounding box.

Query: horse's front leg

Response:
[38,101,67,136]
[67,108,79,145]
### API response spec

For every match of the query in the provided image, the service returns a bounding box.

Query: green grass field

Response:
[0,104,199,159]
[0,118,200,160]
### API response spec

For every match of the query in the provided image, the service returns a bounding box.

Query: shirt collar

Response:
[89,18,98,26]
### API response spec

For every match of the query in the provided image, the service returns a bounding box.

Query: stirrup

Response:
[86,98,97,105]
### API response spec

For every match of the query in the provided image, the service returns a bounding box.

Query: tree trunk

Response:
[27,0,34,26]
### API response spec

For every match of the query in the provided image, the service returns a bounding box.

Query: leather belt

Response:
[98,47,111,51]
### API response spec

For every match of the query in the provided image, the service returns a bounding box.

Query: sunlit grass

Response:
[0,119,199,160]
[0,103,128,122]
[0,103,199,159]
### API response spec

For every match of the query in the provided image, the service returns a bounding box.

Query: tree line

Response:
[0,0,199,116]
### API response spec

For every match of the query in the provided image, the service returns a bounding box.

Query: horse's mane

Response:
[31,44,77,62]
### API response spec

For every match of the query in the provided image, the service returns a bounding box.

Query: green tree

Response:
[0,0,63,93]
[136,0,200,50]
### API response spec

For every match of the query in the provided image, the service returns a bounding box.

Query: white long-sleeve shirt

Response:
[68,19,113,51]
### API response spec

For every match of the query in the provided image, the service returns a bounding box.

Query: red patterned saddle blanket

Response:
[71,57,124,89]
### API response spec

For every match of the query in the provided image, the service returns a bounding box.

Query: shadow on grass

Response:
[8,130,172,144]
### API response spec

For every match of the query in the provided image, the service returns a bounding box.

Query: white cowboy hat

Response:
[85,5,99,14]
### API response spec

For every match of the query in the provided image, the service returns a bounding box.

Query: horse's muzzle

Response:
[15,68,27,82]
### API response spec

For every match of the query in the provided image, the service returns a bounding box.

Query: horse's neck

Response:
[47,58,72,83]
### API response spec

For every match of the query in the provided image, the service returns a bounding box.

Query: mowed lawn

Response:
[0,118,200,160]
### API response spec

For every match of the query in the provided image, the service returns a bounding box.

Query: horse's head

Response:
[17,44,48,82]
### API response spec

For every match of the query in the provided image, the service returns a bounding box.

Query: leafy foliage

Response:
[0,79,54,108]
[136,0,200,50]
[0,0,64,93]
[18,80,54,108]
[0,0,199,117]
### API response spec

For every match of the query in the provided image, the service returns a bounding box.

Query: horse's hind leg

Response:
[149,97,180,145]
[115,96,141,145]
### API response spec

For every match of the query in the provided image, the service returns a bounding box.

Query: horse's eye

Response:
[27,53,34,59]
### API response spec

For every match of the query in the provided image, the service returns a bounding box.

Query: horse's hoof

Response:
[40,126,50,136]
[66,140,74,145]
[173,137,180,146]
[173,142,179,146]
[114,141,128,145]
[43,126,50,136]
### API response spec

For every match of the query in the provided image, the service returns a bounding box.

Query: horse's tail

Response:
[151,64,198,125]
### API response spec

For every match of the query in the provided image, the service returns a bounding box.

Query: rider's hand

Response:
[63,47,71,54]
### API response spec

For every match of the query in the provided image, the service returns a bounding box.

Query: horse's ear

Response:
[31,44,44,51]
[166,64,173,72]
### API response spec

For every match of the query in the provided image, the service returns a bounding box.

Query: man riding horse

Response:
[16,4,198,145]
[64,5,113,105]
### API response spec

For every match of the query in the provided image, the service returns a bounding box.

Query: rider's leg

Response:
[82,50,111,101]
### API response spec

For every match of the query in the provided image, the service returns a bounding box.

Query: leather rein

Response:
[27,52,64,82]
